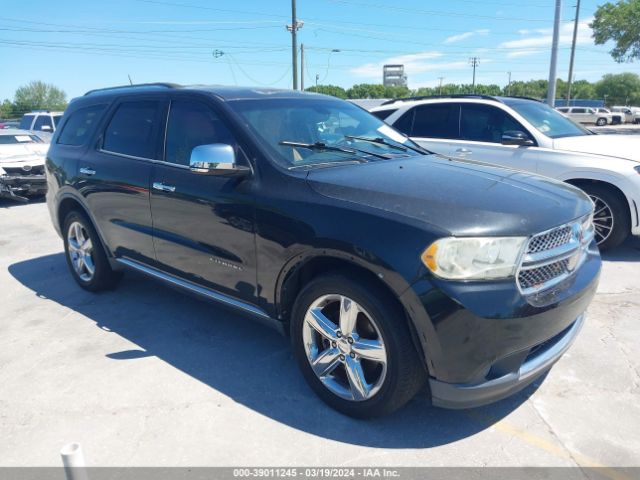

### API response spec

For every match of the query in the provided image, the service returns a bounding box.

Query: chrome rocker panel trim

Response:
[115,257,284,334]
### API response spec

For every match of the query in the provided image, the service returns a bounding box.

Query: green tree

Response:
[0,99,14,119]
[591,0,640,62]
[13,81,67,114]
[346,84,386,99]
[305,85,347,98]
[595,72,640,104]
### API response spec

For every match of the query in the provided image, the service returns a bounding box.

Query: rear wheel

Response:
[63,210,122,291]
[291,273,426,418]
[580,184,630,250]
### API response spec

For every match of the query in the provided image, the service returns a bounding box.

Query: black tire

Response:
[596,118,607,126]
[580,184,630,250]
[63,210,122,291]
[290,273,426,418]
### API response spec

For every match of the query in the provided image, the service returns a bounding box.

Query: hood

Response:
[553,134,640,162]
[0,144,47,166]
[306,155,593,237]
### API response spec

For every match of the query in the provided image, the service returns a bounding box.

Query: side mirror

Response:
[502,130,534,146]
[189,144,251,176]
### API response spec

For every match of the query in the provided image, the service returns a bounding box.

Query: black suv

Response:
[46,84,600,418]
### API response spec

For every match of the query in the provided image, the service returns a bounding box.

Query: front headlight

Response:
[421,236,527,280]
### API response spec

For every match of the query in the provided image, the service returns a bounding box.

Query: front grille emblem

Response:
[22,164,32,172]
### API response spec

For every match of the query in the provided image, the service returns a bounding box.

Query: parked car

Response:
[556,106,610,126]
[611,106,640,124]
[0,129,48,201]
[0,121,20,129]
[372,95,640,249]
[47,84,600,418]
[19,110,64,133]
[596,108,622,125]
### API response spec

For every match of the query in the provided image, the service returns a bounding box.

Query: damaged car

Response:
[0,129,48,202]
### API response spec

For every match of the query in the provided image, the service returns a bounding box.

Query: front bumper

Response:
[430,313,584,409]
[0,174,47,200]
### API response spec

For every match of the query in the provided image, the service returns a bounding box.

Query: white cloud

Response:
[444,29,490,44]
[505,49,543,59]
[499,19,593,50]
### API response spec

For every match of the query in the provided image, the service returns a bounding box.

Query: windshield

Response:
[506,100,591,139]
[228,97,418,168]
[0,133,41,144]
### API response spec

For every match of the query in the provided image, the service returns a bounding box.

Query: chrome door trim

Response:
[79,167,96,176]
[152,182,176,193]
[115,257,273,321]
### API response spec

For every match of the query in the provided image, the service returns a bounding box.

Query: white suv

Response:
[557,106,610,126]
[18,110,64,133]
[372,95,640,249]
[611,106,640,124]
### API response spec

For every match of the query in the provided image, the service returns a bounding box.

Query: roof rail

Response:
[503,95,543,103]
[380,94,500,106]
[84,82,180,96]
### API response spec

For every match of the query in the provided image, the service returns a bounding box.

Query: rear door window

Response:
[103,100,163,159]
[411,103,460,139]
[57,104,106,146]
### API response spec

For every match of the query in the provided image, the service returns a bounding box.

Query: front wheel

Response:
[596,118,607,126]
[581,185,630,250]
[291,273,426,418]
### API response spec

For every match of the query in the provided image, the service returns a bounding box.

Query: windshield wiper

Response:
[278,140,391,160]
[345,135,431,155]
[287,160,366,170]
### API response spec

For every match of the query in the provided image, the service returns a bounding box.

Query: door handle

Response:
[455,148,472,154]
[152,182,176,193]
[79,167,96,176]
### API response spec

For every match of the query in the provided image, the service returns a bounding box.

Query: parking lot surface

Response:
[1,200,639,470]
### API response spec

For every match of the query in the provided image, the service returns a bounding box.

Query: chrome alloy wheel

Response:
[589,195,614,245]
[302,294,388,401]
[67,221,95,282]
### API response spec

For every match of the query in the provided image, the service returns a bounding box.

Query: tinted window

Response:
[165,100,236,166]
[103,101,161,159]
[58,104,106,146]
[33,115,53,131]
[573,108,586,114]
[460,104,525,143]
[371,109,396,121]
[392,109,414,135]
[19,115,34,130]
[411,104,459,139]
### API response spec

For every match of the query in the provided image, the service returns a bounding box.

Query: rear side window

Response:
[573,108,586,113]
[371,109,396,121]
[58,104,106,146]
[19,115,35,130]
[103,101,162,159]
[411,104,460,139]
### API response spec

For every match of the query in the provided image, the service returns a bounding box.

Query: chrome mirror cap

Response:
[189,144,250,176]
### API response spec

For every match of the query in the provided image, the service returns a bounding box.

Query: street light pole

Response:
[547,0,562,106]
[300,43,305,91]
[507,71,512,96]
[566,0,581,105]
[438,76,444,95]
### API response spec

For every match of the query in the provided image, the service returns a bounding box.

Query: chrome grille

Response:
[1,165,45,176]
[526,225,573,254]
[517,215,594,295]
[518,258,570,291]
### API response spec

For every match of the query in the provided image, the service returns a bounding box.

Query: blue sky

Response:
[1,0,637,101]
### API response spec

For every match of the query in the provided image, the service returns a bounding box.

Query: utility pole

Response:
[547,0,562,106]
[469,57,479,93]
[300,43,305,91]
[286,0,303,90]
[566,0,581,105]
[315,73,319,87]
[507,71,512,96]
[437,76,444,95]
